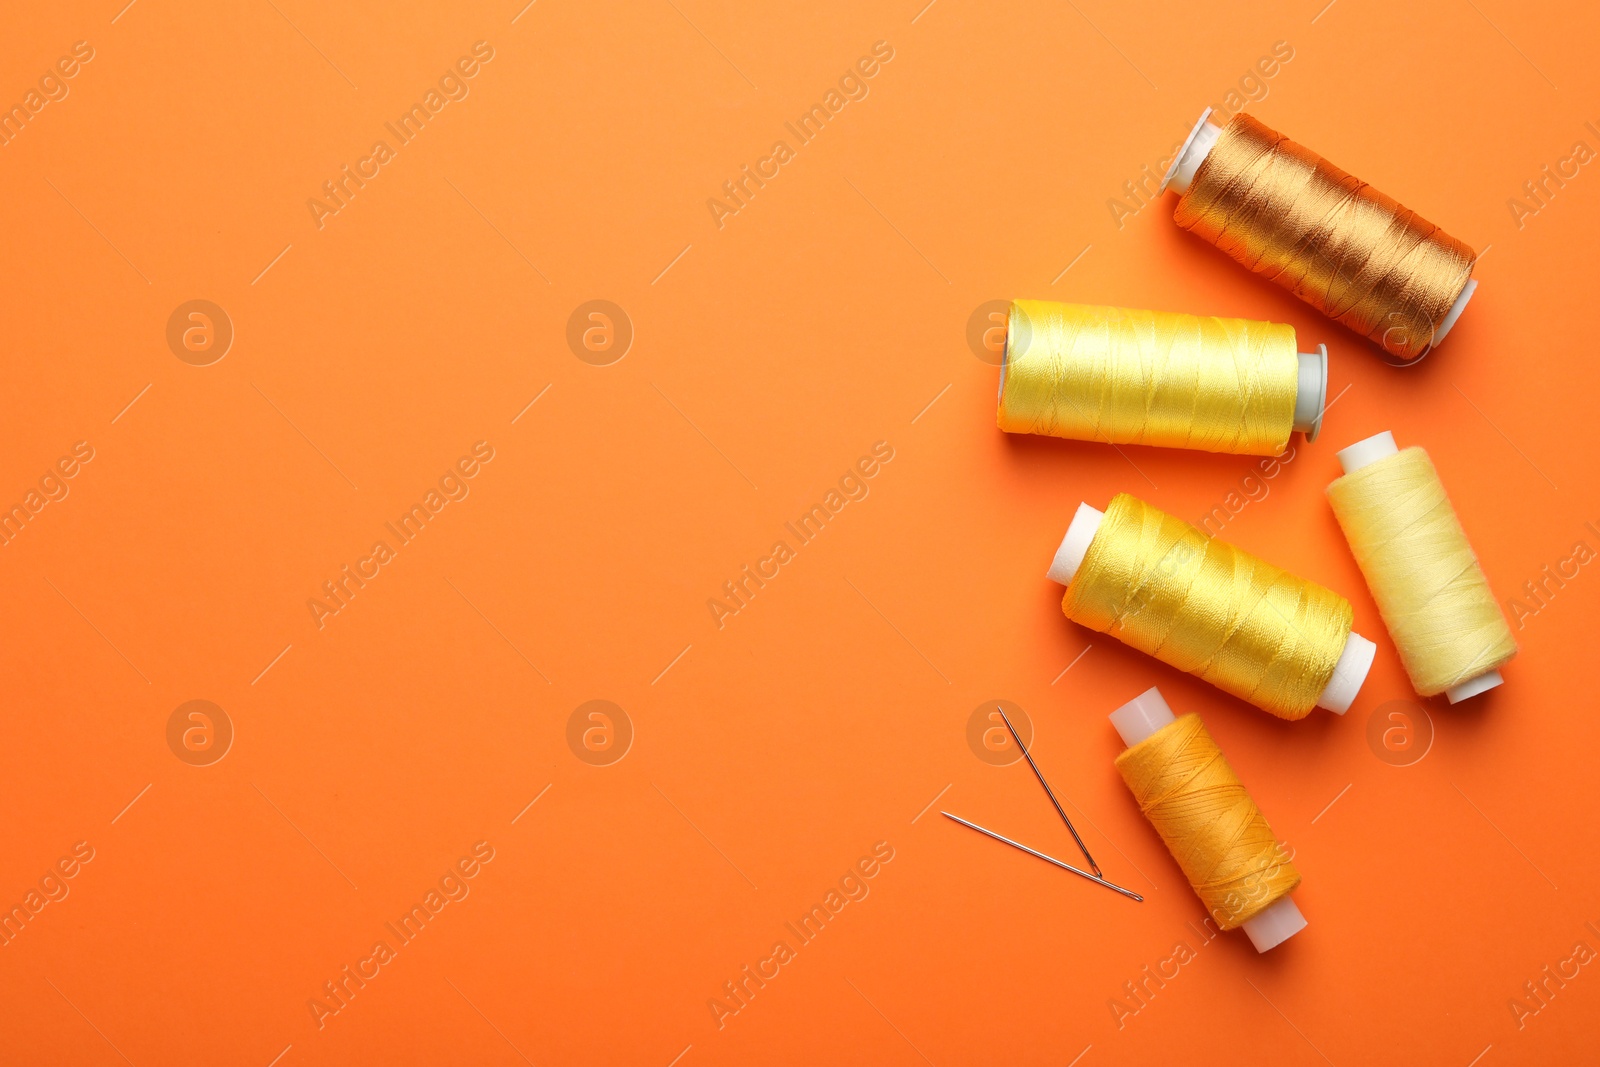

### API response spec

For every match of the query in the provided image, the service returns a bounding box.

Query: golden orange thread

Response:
[997,299,1300,456]
[1174,113,1475,363]
[1115,713,1300,929]
[1062,494,1352,719]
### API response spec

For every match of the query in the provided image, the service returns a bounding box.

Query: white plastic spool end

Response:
[1047,503,1104,585]
[1243,897,1308,953]
[1109,686,1176,746]
[1336,430,1399,475]
[1447,670,1504,703]
[1293,344,1329,441]
[1161,108,1222,196]
[1109,686,1306,953]
[1316,632,1376,715]
[1432,277,1478,346]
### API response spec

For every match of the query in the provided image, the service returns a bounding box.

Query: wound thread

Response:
[1115,713,1299,929]
[1174,113,1475,363]
[998,299,1301,456]
[1063,494,1352,719]
[1327,445,1517,696]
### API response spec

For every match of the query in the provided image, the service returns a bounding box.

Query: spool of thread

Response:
[1111,687,1304,952]
[1048,493,1375,718]
[1327,431,1518,702]
[1161,108,1477,364]
[997,299,1328,455]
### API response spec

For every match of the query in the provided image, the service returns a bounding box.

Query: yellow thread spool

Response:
[1162,109,1477,364]
[1110,688,1303,952]
[1327,431,1518,701]
[1047,493,1376,718]
[997,299,1328,455]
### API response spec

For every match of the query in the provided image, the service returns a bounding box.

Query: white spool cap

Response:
[1161,108,1222,196]
[1336,430,1398,475]
[1050,505,1374,713]
[1432,278,1477,346]
[1241,895,1308,953]
[1109,685,1177,746]
[1109,686,1306,953]
[1335,429,1504,703]
[1046,502,1104,585]
[1293,344,1329,441]
[1317,632,1376,715]
[1445,669,1504,703]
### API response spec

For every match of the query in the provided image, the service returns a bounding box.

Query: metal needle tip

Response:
[942,811,1143,902]
[998,706,1102,877]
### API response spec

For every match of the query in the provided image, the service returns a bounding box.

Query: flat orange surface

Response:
[3,1,1597,1064]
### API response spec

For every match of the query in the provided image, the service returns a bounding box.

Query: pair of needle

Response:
[944,707,1143,903]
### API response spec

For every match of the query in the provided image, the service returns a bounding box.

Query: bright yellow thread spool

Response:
[1163,110,1477,364]
[1110,689,1302,950]
[1327,432,1517,702]
[1048,493,1371,719]
[997,300,1326,456]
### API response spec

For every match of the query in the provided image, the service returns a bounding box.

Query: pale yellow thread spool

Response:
[1327,431,1518,702]
[998,300,1328,456]
[1047,493,1376,718]
[1110,688,1303,952]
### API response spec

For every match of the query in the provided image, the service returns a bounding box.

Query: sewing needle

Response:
[942,811,1143,902]
[998,706,1102,877]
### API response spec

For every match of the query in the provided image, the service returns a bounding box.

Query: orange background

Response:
[3,0,1598,1063]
